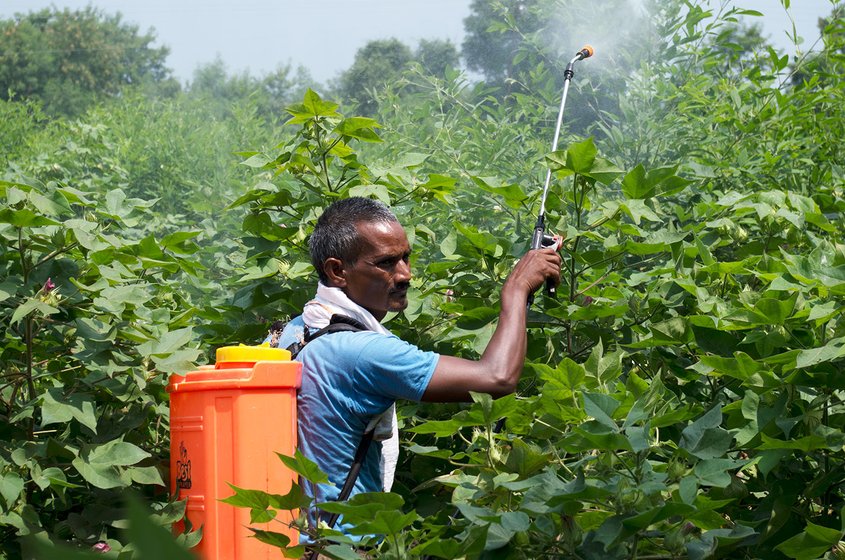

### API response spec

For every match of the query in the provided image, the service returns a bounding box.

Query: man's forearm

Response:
[477,285,530,395]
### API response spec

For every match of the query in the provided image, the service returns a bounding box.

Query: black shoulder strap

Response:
[286,314,368,359]
[287,314,380,547]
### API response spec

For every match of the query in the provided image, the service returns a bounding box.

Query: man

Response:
[271,197,561,533]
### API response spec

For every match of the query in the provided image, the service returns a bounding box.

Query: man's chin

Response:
[387,297,409,312]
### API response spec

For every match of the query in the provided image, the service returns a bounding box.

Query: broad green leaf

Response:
[582,393,619,430]
[775,521,843,560]
[41,389,98,433]
[241,153,272,168]
[128,466,165,486]
[564,137,597,174]
[286,88,340,123]
[584,157,623,185]
[795,338,845,369]
[249,528,291,549]
[680,406,732,460]
[10,298,59,325]
[471,176,527,209]
[267,482,313,511]
[334,117,382,142]
[320,544,363,560]
[0,208,61,227]
[694,459,742,487]
[86,440,150,467]
[138,327,194,357]
[71,457,128,489]
[126,494,197,559]
[276,450,329,484]
[621,164,648,199]
[221,484,271,510]
[152,348,202,374]
[504,438,551,477]
[0,473,24,507]
[348,509,418,536]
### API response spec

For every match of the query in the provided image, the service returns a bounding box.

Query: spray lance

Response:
[528,44,594,306]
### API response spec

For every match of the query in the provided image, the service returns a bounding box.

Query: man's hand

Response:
[502,248,563,303]
[422,248,563,402]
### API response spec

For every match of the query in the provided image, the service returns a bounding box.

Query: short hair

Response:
[309,197,399,284]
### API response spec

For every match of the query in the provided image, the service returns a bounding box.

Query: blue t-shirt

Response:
[271,316,438,529]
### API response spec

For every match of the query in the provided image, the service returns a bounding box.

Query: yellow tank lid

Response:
[216,344,291,364]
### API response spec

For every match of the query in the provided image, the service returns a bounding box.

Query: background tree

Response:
[0,6,177,117]
[461,0,542,86]
[415,38,461,77]
[335,38,413,115]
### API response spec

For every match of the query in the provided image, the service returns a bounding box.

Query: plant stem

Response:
[24,316,35,440]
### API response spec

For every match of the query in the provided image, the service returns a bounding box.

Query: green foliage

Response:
[0,6,177,117]
[188,57,315,124]
[2,0,845,558]
[0,150,201,553]
[336,39,415,116]
[335,38,460,116]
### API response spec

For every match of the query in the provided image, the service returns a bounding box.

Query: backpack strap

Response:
[277,313,377,543]
[286,314,368,359]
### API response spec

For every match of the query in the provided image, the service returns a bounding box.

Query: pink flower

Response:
[43,278,55,293]
[582,296,593,306]
[92,542,111,553]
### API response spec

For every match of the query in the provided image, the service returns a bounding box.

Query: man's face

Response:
[339,220,412,321]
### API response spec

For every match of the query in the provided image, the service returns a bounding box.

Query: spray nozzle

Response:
[576,45,594,60]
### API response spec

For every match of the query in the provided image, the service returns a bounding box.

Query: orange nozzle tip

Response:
[582,45,595,58]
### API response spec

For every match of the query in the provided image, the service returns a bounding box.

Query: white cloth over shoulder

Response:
[301,282,400,491]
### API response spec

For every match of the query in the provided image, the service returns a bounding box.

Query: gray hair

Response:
[309,197,399,284]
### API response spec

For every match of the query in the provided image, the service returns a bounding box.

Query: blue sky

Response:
[1,0,836,84]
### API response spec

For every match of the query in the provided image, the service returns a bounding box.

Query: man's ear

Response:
[323,258,347,287]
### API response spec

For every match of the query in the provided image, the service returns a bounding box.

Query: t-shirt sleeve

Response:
[353,334,438,403]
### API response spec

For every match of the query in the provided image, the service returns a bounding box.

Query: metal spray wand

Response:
[529,44,594,305]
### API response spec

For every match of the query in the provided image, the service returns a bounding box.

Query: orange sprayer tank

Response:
[167,345,301,559]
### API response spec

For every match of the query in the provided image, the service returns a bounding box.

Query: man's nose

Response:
[395,259,412,282]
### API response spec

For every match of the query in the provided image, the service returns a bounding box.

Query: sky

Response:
[1,0,837,85]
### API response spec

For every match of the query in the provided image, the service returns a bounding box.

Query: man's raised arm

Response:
[422,248,562,402]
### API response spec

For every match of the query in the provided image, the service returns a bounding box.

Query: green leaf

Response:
[334,117,382,142]
[582,393,619,430]
[126,494,197,559]
[584,157,623,185]
[41,388,98,433]
[128,466,165,486]
[564,137,597,174]
[680,406,732,460]
[775,521,843,560]
[621,164,648,199]
[471,176,527,209]
[694,459,742,487]
[241,153,273,168]
[348,509,418,536]
[221,484,271,510]
[71,457,128,489]
[320,544,364,560]
[504,439,551,477]
[286,89,339,123]
[249,528,291,548]
[0,208,61,227]
[138,327,194,357]
[0,473,24,507]
[276,450,329,484]
[87,440,150,467]
[10,298,59,325]
[455,306,498,330]
[795,338,845,369]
